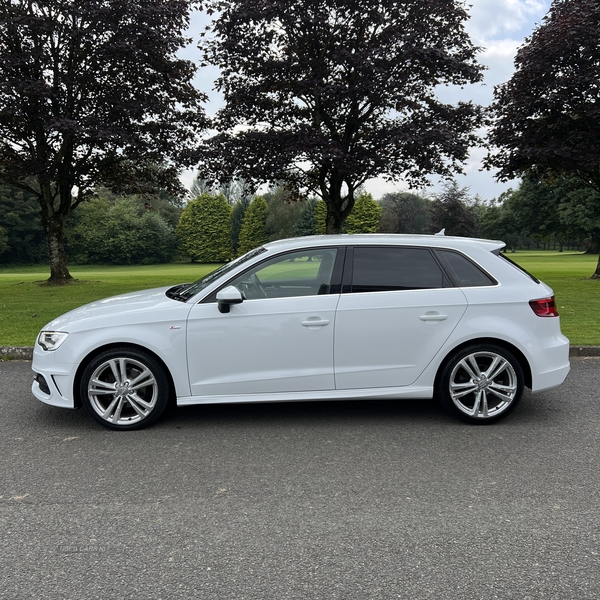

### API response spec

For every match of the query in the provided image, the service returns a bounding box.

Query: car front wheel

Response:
[80,347,171,430]
[437,344,525,424]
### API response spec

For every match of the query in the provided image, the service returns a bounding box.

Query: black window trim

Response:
[340,245,498,294]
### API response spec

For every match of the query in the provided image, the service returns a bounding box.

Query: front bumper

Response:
[31,345,77,409]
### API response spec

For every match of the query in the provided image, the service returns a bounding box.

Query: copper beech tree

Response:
[0,0,206,283]
[198,0,485,234]
[486,0,600,277]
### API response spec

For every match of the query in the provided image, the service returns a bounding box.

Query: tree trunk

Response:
[323,181,355,234]
[45,220,73,284]
[39,183,73,284]
[588,236,600,254]
[592,254,600,279]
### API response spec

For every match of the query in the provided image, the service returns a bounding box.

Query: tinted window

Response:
[351,247,445,292]
[436,250,496,287]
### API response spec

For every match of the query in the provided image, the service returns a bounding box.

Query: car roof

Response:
[263,234,505,254]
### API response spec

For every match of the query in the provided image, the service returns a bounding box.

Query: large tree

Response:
[0,0,205,283]
[486,0,600,276]
[198,0,484,234]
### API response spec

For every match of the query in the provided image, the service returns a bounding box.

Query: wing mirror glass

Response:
[216,286,244,313]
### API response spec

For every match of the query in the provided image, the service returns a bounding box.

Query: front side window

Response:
[351,247,446,292]
[228,248,338,299]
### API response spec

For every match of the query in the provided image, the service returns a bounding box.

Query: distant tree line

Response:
[3,173,598,267]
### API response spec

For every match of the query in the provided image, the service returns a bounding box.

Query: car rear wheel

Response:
[80,347,170,430]
[437,344,524,424]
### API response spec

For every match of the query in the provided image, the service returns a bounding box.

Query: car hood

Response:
[42,286,186,332]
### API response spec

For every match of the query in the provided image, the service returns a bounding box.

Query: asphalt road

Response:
[1,358,599,600]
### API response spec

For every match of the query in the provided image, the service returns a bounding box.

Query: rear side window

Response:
[435,250,496,287]
[351,247,446,292]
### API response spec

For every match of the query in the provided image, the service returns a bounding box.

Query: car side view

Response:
[32,234,570,430]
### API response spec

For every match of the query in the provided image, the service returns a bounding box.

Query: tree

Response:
[176,193,232,262]
[486,0,600,275]
[477,194,522,252]
[237,196,269,255]
[264,186,305,241]
[0,0,205,283]
[199,0,484,234]
[378,191,431,234]
[429,181,480,238]
[293,198,318,237]
[0,183,47,264]
[67,197,177,265]
[344,192,382,234]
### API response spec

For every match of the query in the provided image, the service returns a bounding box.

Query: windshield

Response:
[176,247,267,301]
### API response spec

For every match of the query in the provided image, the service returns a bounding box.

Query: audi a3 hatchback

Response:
[32,234,570,430]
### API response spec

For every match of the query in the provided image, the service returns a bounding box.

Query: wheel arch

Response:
[73,342,177,409]
[435,337,532,391]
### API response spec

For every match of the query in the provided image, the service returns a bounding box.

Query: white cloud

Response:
[466,0,548,41]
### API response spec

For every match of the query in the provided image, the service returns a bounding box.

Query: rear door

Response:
[334,246,468,389]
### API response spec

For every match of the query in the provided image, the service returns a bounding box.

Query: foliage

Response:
[237,196,269,255]
[0,0,206,282]
[344,192,382,234]
[230,196,251,255]
[315,201,327,235]
[485,0,600,275]
[477,195,522,251]
[199,0,484,233]
[293,199,318,237]
[0,183,47,264]
[176,193,232,263]
[378,192,431,234]
[429,181,480,237]
[487,0,600,190]
[0,225,8,257]
[478,177,600,252]
[67,197,177,265]
[265,186,305,241]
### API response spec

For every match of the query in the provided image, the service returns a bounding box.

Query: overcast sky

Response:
[182,0,552,202]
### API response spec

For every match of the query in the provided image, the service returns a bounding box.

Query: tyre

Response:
[80,347,171,430]
[436,344,525,424]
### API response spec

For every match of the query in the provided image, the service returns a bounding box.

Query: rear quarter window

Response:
[435,250,497,287]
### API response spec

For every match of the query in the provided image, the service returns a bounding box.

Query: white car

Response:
[32,234,570,430]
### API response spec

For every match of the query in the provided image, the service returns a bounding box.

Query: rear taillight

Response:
[529,296,559,317]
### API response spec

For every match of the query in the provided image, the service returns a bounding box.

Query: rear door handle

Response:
[419,312,448,322]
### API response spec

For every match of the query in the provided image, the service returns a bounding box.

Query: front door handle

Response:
[419,312,448,322]
[301,318,330,327]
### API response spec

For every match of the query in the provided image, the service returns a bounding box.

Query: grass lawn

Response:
[1,251,599,347]
[0,263,217,347]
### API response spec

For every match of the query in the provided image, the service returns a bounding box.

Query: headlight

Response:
[37,331,69,351]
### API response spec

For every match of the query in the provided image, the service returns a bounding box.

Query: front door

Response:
[186,248,340,397]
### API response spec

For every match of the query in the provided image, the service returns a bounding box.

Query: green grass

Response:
[0,263,217,346]
[0,251,599,347]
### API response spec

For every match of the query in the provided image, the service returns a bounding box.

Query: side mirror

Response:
[216,286,244,313]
